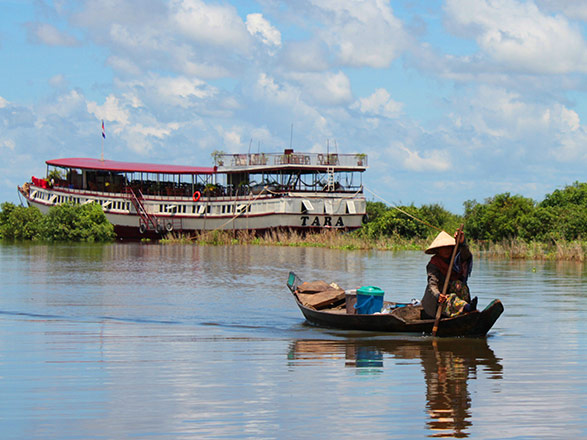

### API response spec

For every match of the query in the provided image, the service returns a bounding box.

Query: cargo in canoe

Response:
[286,272,504,337]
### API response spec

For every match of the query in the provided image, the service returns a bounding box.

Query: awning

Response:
[46,158,215,175]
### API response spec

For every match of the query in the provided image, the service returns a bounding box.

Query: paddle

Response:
[431,225,463,337]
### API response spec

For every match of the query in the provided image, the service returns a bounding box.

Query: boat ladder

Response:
[325,167,335,192]
[125,187,160,232]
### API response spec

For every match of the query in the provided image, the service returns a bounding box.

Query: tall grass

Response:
[161,230,587,261]
[471,239,586,261]
[163,229,437,252]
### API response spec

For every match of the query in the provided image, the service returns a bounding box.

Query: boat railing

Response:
[215,152,368,170]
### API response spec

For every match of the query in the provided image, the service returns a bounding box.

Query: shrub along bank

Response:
[0,202,115,242]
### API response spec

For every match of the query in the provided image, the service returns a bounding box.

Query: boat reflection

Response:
[288,338,502,438]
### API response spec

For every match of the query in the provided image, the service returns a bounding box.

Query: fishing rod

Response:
[364,186,444,233]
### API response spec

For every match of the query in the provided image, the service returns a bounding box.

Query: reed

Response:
[161,230,587,260]
[162,229,428,251]
[472,239,586,261]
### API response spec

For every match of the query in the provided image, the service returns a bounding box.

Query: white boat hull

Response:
[21,185,366,238]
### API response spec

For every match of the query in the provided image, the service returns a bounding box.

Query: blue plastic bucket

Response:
[355,286,384,314]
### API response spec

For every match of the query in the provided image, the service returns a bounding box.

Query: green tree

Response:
[361,205,429,239]
[0,203,44,240]
[540,181,587,208]
[43,202,115,242]
[464,193,536,241]
[419,203,461,235]
[364,201,388,224]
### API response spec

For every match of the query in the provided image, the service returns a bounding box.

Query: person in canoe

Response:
[422,230,478,318]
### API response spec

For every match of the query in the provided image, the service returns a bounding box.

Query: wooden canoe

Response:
[287,272,504,337]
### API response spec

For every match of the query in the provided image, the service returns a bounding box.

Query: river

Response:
[0,242,585,439]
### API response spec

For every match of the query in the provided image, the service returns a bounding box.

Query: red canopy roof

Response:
[46,158,215,175]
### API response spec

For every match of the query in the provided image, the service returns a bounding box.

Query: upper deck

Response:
[215,151,368,174]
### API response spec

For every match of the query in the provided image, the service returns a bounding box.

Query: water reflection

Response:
[288,338,502,438]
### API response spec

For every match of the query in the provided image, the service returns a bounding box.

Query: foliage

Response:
[47,169,64,181]
[365,201,387,223]
[0,202,115,242]
[0,202,44,240]
[361,202,458,240]
[43,202,115,242]
[540,181,587,208]
[464,193,536,241]
[464,183,587,242]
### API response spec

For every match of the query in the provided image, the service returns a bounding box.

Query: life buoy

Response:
[139,224,147,234]
[165,222,174,232]
[192,191,201,202]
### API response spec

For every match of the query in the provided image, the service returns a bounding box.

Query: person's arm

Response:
[427,263,448,303]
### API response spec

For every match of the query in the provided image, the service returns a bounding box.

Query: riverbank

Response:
[160,230,587,261]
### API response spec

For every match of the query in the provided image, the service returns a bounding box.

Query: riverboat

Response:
[18,150,368,239]
[286,272,504,337]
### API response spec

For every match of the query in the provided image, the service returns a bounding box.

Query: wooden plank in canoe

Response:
[298,289,346,309]
[297,280,334,293]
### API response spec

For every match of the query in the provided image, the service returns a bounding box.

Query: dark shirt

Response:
[422,244,472,318]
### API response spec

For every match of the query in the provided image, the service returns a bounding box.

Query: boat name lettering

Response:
[301,216,344,227]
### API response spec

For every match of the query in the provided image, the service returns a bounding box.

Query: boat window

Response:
[197,205,206,215]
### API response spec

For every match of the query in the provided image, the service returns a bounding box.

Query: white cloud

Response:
[311,0,408,68]
[41,89,87,118]
[280,40,329,72]
[222,129,242,150]
[287,71,352,106]
[246,13,281,49]
[253,73,300,105]
[444,0,587,74]
[450,86,585,143]
[0,138,15,150]
[352,88,403,118]
[119,75,218,109]
[128,122,180,140]
[106,55,142,76]
[0,96,8,108]
[87,95,131,127]
[537,0,587,21]
[25,22,79,46]
[398,144,451,172]
[171,0,250,50]
[48,74,68,89]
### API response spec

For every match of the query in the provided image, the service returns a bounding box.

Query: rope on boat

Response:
[364,186,443,233]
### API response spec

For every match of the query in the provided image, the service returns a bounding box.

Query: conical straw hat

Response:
[425,231,455,254]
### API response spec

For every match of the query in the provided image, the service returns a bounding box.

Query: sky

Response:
[1,0,587,213]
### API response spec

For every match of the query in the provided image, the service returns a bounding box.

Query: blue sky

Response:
[1,0,587,213]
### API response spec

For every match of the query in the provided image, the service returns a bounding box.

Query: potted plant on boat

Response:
[211,150,225,166]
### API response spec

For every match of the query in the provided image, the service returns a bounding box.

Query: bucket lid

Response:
[357,286,384,296]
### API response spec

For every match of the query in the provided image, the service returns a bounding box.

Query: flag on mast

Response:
[102,120,106,139]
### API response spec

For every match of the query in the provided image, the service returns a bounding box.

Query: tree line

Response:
[359,181,587,242]
[2,181,586,243]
